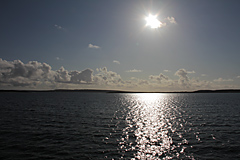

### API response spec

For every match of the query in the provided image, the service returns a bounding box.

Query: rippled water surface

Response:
[0,92,240,159]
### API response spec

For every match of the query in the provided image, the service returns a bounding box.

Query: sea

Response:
[0,92,240,160]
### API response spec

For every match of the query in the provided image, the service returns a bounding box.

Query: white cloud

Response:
[190,78,212,89]
[55,66,71,82]
[54,24,64,30]
[0,59,197,90]
[164,70,171,72]
[69,69,93,83]
[175,69,188,80]
[0,58,14,68]
[0,59,55,87]
[149,73,169,83]
[0,58,238,91]
[55,67,94,84]
[0,59,94,88]
[55,57,63,61]
[201,74,207,76]
[213,78,234,82]
[175,69,189,87]
[237,76,240,78]
[113,60,120,64]
[126,69,142,73]
[165,17,177,24]
[94,67,123,86]
[88,44,100,49]
[187,70,195,74]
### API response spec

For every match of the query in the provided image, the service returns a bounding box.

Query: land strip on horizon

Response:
[1,89,240,93]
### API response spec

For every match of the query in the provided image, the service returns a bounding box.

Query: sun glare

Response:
[145,14,162,29]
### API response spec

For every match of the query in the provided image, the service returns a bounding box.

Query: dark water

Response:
[0,92,240,159]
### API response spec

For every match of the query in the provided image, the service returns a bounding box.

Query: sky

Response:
[1,0,240,91]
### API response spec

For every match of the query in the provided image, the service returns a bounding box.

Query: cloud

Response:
[88,44,100,49]
[126,69,142,73]
[165,17,177,24]
[56,57,63,61]
[0,59,55,87]
[55,66,71,82]
[149,73,169,83]
[124,77,150,90]
[0,59,94,88]
[187,70,195,74]
[138,79,149,85]
[55,67,94,84]
[0,59,198,90]
[94,67,123,86]
[69,69,93,83]
[0,58,238,91]
[175,69,188,79]
[113,60,120,64]
[213,78,234,82]
[54,24,64,30]
[237,76,240,78]
[164,70,171,72]
[175,69,189,87]
[190,78,212,89]
[201,74,207,77]
[148,69,213,91]
[0,58,14,69]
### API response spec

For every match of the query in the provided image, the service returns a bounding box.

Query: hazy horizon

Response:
[1,0,240,92]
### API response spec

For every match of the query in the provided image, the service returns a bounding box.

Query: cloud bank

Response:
[0,58,93,88]
[0,59,237,91]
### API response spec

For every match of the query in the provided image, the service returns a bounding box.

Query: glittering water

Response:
[0,92,240,159]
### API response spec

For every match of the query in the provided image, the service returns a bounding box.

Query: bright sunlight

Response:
[145,14,162,29]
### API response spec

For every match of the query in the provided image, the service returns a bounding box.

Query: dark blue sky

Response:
[1,0,240,91]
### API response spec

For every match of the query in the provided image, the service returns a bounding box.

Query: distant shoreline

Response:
[0,89,240,93]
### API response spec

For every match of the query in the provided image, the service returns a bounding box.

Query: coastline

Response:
[0,89,240,93]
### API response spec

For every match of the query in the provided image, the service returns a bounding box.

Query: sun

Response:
[145,14,162,29]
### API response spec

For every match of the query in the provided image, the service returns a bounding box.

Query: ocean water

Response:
[0,92,240,160]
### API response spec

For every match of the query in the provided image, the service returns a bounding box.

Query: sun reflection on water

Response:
[119,93,193,159]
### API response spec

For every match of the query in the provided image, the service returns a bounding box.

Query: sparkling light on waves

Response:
[118,93,194,159]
